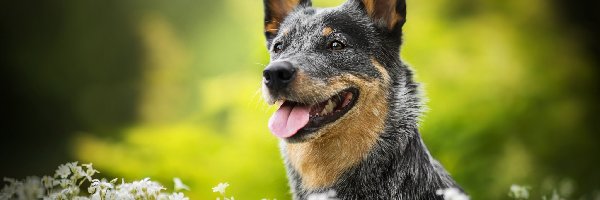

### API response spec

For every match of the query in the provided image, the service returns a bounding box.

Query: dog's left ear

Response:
[350,0,406,32]
[263,0,312,44]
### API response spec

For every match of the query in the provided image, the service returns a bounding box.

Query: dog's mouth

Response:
[268,88,359,140]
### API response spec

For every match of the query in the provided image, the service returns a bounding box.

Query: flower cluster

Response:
[2,163,577,200]
[541,190,565,200]
[0,162,189,200]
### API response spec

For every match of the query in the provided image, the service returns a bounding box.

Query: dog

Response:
[260,0,464,199]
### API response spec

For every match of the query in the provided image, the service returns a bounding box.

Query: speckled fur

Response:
[261,0,464,199]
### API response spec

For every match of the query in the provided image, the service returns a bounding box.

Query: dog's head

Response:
[262,0,408,143]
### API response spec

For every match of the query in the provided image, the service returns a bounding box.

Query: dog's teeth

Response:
[321,99,337,115]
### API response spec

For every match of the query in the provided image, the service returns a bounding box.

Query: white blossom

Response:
[212,182,229,195]
[54,163,71,179]
[41,176,56,189]
[173,178,190,191]
[168,192,189,200]
[508,184,530,199]
[117,177,166,199]
[542,189,565,200]
[82,163,99,182]
[22,177,45,199]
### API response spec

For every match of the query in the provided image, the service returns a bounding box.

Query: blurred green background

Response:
[1,0,599,199]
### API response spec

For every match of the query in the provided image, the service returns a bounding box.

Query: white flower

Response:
[82,163,99,182]
[117,177,165,198]
[436,187,470,200]
[168,192,189,200]
[58,186,80,198]
[542,189,564,200]
[110,186,135,200]
[212,182,229,195]
[71,165,86,180]
[47,192,67,200]
[55,164,72,179]
[508,184,530,199]
[173,178,190,191]
[56,179,71,188]
[22,177,44,199]
[88,178,115,198]
[1,178,20,199]
[90,191,101,200]
[41,176,56,189]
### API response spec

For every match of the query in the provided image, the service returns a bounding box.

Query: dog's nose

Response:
[263,61,296,90]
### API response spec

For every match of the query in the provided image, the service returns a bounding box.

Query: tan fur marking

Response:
[265,22,279,36]
[284,0,301,9]
[371,57,391,84]
[362,0,376,17]
[286,73,389,189]
[387,7,401,30]
[322,26,333,36]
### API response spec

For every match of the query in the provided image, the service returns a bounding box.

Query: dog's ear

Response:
[349,0,406,32]
[263,0,311,43]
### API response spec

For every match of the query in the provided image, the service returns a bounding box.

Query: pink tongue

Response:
[268,103,310,138]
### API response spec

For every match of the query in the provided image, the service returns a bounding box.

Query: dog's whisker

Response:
[255,62,268,67]
[258,92,273,113]
[250,87,265,111]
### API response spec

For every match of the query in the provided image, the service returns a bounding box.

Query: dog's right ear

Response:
[346,0,406,33]
[263,0,311,45]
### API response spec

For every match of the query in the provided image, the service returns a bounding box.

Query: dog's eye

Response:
[328,40,346,51]
[273,42,284,53]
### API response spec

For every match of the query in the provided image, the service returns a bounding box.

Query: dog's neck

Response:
[282,129,456,199]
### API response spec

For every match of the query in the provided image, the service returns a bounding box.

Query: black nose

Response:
[263,61,296,90]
